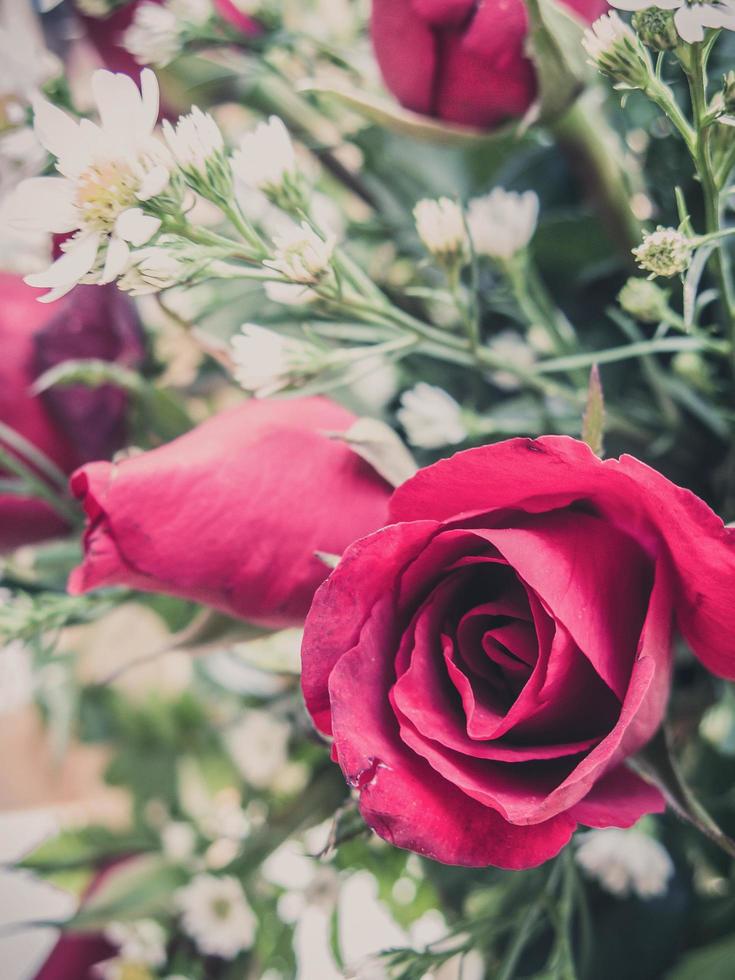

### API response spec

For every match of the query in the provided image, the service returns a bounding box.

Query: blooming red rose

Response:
[68,397,392,628]
[0,276,144,552]
[302,436,735,868]
[371,0,607,129]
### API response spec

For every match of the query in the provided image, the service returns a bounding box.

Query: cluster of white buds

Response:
[263,222,336,285]
[414,197,468,266]
[633,226,692,277]
[583,12,653,90]
[230,324,325,397]
[123,0,212,68]
[467,188,539,261]
[397,383,468,449]
[231,116,307,212]
[576,829,674,899]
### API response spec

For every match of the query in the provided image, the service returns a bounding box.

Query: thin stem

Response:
[0,447,78,524]
[496,861,565,980]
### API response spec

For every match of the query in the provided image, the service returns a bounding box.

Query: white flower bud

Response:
[633,226,692,278]
[583,12,653,89]
[397,383,468,449]
[163,107,225,177]
[231,324,321,396]
[467,188,539,260]
[123,3,181,67]
[231,116,302,206]
[263,222,335,285]
[413,197,467,262]
[576,829,674,899]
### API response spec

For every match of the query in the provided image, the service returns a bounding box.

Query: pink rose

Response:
[0,276,144,552]
[69,397,392,628]
[302,436,735,868]
[371,0,607,129]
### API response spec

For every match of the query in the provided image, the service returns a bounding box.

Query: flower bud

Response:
[413,198,468,267]
[618,277,670,323]
[632,226,692,278]
[632,7,679,51]
[583,13,653,90]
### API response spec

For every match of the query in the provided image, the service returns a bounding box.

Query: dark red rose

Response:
[302,436,735,868]
[68,397,392,628]
[371,0,608,129]
[0,276,145,552]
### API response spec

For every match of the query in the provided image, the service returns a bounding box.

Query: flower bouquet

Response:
[1,0,735,977]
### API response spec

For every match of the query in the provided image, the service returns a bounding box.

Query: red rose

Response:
[0,276,144,552]
[302,436,735,868]
[371,0,607,128]
[68,397,392,628]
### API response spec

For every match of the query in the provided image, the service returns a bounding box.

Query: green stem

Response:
[534,334,725,374]
[550,93,643,259]
[496,860,565,980]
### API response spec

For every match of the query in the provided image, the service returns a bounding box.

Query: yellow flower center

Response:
[75,160,139,231]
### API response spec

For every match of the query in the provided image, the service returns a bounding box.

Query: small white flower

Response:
[413,197,467,260]
[163,106,224,176]
[264,280,318,305]
[123,3,181,67]
[633,225,692,277]
[10,69,168,301]
[487,330,536,391]
[225,710,291,789]
[161,821,197,863]
[397,384,467,449]
[576,829,674,899]
[118,246,185,295]
[467,188,539,260]
[610,0,735,43]
[231,324,318,397]
[264,222,335,284]
[231,116,298,195]
[104,919,167,966]
[177,873,256,959]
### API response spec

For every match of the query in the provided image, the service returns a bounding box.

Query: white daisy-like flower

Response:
[397,383,468,449]
[160,821,198,863]
[231,116,298,195]
[177,874,256,959]
[225,709,291,789]
[467,188,539,260]
[10,69,169,302]
[413,197,467,260]
[610,0,735,43]
[231,324,319,397]
[124,0,212,67]
[264,222,336,284]
[576,829,674,899]
[633,225,692,277]
[104,919,167,967]
[162,106,224,177]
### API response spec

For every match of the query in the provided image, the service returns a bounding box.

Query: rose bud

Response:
[68,397,392,628]
[371,0,607,129]
[302,436,735,869]
[0,276,145,552]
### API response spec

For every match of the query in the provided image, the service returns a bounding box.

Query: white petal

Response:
[34,282,78,303]
[698,4,735,28]
[24,232,100,290]
[140,68,160,133]
[137,164,169,201]
[101,236,130,283]
[31,97,78,160]
[115,208,161,245]
[9,177,79,233]
[674,5,705,40]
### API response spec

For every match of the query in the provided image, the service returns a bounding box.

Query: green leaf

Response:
[69,855,187,929]
[330,418,419,488]
[581,364,605,456]
[666,936,735,980]
[524,0,592,124]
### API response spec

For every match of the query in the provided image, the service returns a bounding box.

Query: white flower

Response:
[397,384,467,449]
[118,245,185,294]
[487,330,536,390]
[610,0,735,42]
[231,116,298,194]
[576,829,674,899]
[225,709,291,788]
[163,106,224,176]
[197,789,251,842]
[264,222,335,284]
[413,197,467,259]
[264,280,319,305]
[467,188,539,260]
[177,874,256,959]
[582,12,652,87]
[10,69,168,301]
[104,919,167,966]
[633,225,692,277]
[231,324,319,396]
[161,821,197,863]
[124,0,212,67]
